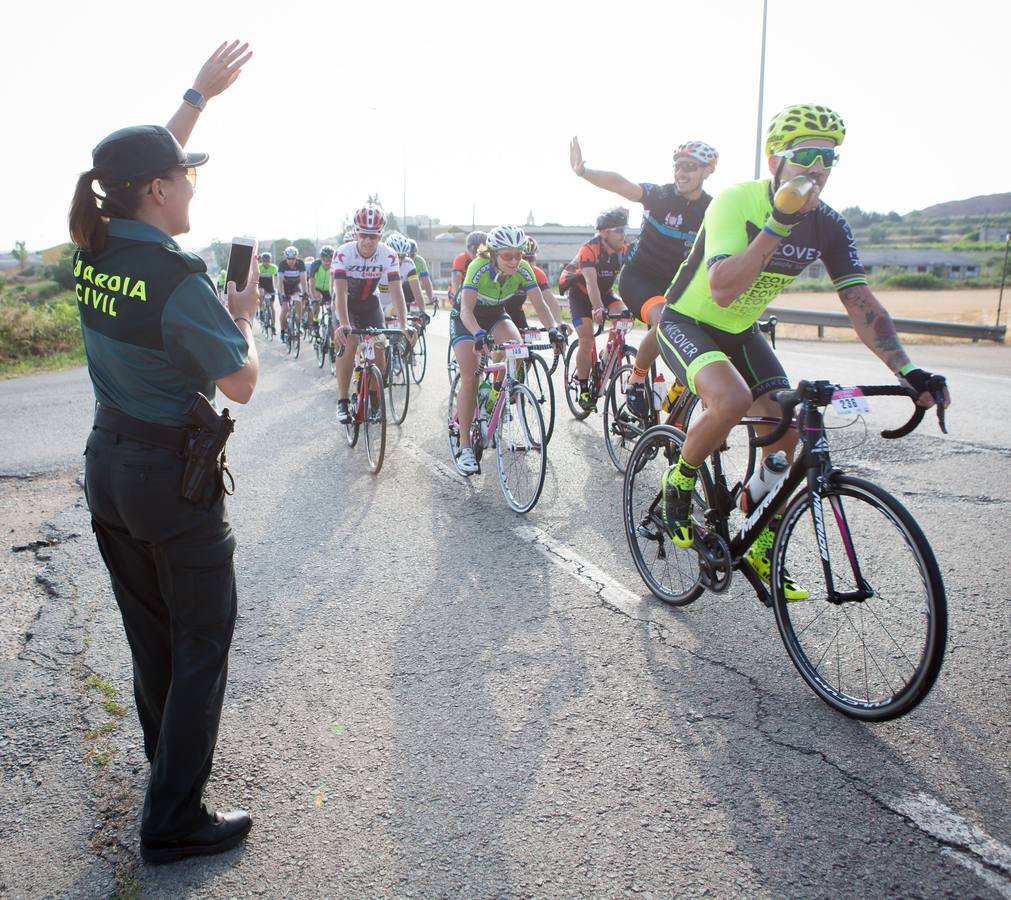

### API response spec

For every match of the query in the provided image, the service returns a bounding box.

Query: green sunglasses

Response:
[778,146,840,168]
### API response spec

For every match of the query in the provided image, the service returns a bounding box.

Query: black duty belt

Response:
[94,404,190,453]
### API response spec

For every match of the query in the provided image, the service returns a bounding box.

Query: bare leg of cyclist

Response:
[574,320,595,380]
[336,334,358,401]
[280,300,289,339]
[453,341,480,465]
[625,299,665,416]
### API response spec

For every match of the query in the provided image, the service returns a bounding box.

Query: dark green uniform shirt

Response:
[76,219,247,426]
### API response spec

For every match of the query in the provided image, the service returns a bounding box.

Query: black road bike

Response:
[623,377,949,721]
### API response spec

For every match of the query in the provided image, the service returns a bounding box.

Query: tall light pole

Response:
[754,0,769,179]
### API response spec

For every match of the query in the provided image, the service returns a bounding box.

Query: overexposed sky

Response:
[3,0,1008,252]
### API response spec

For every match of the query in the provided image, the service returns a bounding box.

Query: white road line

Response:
[893,792,1011,896]
[399,440,473,485]
[513,524,644,617]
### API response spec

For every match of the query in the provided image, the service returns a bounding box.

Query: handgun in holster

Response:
[180,392,236,503]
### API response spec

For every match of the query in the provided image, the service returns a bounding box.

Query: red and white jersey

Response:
[331,240,401,303]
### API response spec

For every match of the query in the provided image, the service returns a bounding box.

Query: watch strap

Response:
[183,88,206,111]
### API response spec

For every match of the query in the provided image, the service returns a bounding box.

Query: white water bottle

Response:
[651,373,667,414]
[739,450,789,513]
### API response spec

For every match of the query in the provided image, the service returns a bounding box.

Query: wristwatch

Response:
[183,88,207,112]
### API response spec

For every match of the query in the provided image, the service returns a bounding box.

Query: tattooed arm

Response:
[838,283,911,373]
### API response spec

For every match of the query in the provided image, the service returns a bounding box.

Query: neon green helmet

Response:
[765,104,846,156]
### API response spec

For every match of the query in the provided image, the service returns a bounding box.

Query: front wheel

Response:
[362,364,387,474]
[563,339,593,421]
[623,425,715,606]
[771,475,947,721]
[495,383,547,514]
[603,364,645,474]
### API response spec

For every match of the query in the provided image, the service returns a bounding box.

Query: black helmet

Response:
[596,207,629,230]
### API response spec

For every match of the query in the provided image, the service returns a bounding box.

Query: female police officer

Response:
[67,42,259,865]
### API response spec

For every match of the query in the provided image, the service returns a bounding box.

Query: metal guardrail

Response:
[766,306,1006,342]
[435,292,1005,342]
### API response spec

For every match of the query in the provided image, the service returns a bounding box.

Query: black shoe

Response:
[140,809,252,865]
[625,382,651,419]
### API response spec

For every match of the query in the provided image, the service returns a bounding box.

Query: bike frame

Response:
[476,344,528,437]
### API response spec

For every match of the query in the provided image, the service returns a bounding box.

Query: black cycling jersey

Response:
[626,183,711,284]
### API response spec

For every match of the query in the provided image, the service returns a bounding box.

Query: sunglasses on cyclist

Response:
[496,250,523,262]
[777,146,840,169]
[357,233,380,240]
[674,160,702,173]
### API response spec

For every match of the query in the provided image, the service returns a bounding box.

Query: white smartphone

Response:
[225,236,256,292]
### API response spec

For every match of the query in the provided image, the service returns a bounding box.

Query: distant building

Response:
[979,226,1010,242]
[418,223,641,286]
[798,248,981,282]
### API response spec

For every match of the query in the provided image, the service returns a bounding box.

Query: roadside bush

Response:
[0,291,82,365]
[877,272,948,290]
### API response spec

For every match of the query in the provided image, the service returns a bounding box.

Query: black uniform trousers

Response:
[84,425,237,841]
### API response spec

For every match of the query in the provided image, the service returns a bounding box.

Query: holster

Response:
[180,393,235,503]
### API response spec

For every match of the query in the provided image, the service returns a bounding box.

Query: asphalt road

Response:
[1,318,1009,898]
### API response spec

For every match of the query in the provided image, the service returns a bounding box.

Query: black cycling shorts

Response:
[566,287,622,327]
[505,294,528,330]
[618,266,668,324]
[449,306,511,347]
[657,308,788,398]
[336,295,384,330]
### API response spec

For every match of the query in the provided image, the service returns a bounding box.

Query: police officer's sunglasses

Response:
[777,147,840,169]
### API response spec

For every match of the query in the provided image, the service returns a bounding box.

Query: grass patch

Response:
[85,720,119,740]
[88,748,114,767]
[113,864,143,900]
[84,672,117,700]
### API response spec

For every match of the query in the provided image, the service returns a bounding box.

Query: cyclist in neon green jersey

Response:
[656,103,950,600]
[450,225,565,475]
[308,245,334,327]
[257,252,279,333]
[407,239,437,311]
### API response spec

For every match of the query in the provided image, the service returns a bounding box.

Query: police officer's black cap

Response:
[92,125,209,184]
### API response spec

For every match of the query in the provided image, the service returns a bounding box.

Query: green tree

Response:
[12,241,28,271]
[44,245,76,289]
[209,240,230,270]
[294,238,315,257]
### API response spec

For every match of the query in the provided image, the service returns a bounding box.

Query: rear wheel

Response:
[409,329,428,384]
[772,475,947,721]
[623,425,715,606]
[495,383,547,513]
[563,339,593,420]
[520,352,556,445]
[447,339,459,385]
[386,340,410,425]
[362,364,387,474]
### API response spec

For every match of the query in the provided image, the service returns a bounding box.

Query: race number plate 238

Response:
[831,387,870,416]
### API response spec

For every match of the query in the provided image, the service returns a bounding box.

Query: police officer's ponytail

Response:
[69,169,106,253]
[69,170,158,253]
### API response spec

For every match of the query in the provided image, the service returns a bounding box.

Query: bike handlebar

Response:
[751,379,948,448]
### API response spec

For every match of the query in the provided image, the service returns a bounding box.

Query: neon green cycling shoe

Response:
[744,525,809,602]
[660,464,695,548]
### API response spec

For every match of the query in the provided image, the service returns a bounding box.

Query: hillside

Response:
[915,193,1011,218]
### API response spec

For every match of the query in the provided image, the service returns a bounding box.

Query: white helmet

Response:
[485,225,527,251]
[284,246,298,258]
[385,233,412,257]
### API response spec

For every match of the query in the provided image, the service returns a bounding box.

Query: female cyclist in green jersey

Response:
[451,225,564,475]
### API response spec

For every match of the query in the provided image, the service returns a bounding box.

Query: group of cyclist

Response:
[244,101,951,600]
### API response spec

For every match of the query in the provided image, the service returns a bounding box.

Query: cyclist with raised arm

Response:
[332,205,409,424]
[450,230,487,306]
[278,246,307,342]
[450,225,565,475]
[407,239,437,311]
[308,245,334,331]
[559,207,630,410]
[570,136,717,417]
[257,251,279,333]
[654,103,950,600]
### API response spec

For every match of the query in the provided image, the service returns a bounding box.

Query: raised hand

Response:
[192,41,253,100]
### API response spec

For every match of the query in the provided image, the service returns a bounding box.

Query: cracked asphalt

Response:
[0,322,1008,898]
